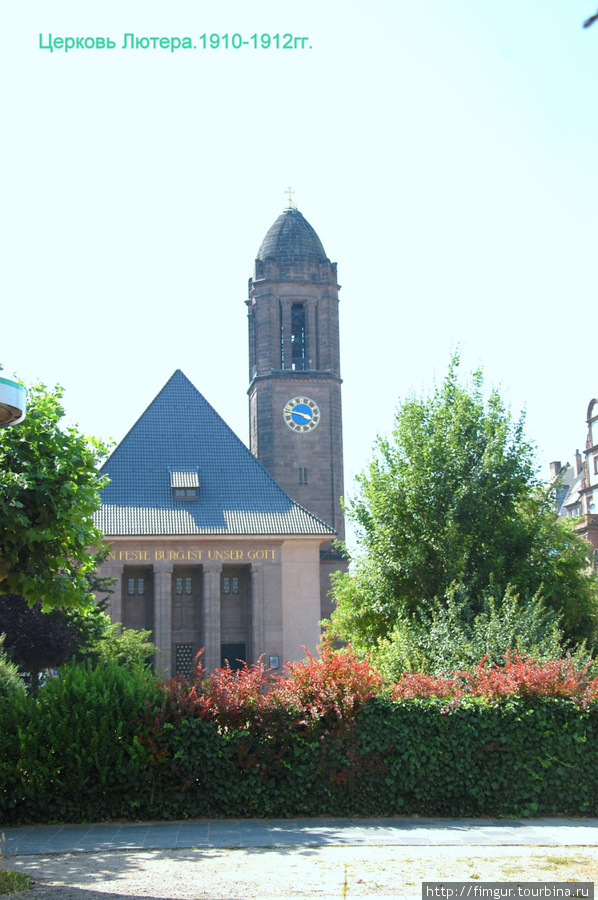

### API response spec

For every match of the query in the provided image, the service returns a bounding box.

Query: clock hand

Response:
[293,411,312,420]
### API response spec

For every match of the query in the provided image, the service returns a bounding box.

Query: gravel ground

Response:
[4,845,598,900]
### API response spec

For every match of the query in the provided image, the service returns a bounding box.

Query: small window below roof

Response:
[170,471,199,500]
[174,488,198,499]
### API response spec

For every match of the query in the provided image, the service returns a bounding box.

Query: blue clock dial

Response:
[291,403,313,424]
[283,396,320,432]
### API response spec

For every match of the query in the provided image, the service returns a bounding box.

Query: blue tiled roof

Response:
[95,370,334,537]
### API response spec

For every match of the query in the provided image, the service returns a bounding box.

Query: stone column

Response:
[153,564,173,678]
[250,565,264,662]
[100,565,123,624]
[280,299,293,370]
[305,299,318,370]
[202,564,222,673]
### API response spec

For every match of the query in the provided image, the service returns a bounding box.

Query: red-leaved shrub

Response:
[272,639,384,725]
[202,657,273,730]
[190,641,383,731]
[392,652,598,704]
[390,671,463,700]
[135,652,212,767]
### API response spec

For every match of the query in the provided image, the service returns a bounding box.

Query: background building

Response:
[553,398,598,558]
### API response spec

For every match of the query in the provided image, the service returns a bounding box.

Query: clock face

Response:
[283,396,320,432]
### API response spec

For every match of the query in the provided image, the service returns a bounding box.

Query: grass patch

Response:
[0,869,33,895]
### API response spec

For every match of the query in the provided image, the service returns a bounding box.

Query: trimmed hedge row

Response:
[0,662,157,823]
[1,663,597,823]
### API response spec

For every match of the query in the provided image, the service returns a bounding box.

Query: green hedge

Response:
[0,661,158,823]
[1,668,597,823]
[347,696,598,817]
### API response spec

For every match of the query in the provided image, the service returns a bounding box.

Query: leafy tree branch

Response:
[0,376,109,610]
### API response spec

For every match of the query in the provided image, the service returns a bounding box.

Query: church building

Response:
[94,204,346,676]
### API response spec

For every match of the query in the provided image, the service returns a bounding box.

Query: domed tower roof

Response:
[257,208,329,263]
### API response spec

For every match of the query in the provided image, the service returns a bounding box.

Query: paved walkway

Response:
[2,817,598,856]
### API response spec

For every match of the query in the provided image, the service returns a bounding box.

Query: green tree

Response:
[0,593,78,690]
[0,377,108,610]
[329,358,598,661]
[0,592,156,689]
[89,623,157,669]
[0,633,24,698]
[368,587,597,681]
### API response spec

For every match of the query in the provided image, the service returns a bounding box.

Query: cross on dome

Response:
[284,186,297,209]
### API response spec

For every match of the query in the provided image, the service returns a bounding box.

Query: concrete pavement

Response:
[2,817,598,857]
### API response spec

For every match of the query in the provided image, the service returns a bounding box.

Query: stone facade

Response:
[99,536,322,677]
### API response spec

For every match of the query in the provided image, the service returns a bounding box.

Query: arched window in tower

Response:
[291,303,306,371]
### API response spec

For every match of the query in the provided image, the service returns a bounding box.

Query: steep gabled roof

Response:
[95,370,334,537]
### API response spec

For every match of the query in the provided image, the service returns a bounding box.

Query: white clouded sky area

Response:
[2,1,597,552]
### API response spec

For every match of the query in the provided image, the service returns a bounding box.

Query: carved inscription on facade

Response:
[107,547,277,562]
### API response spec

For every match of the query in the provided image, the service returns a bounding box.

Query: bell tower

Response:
[246,203,346,616]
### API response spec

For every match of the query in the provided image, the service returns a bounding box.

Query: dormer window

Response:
[170,471,200,500]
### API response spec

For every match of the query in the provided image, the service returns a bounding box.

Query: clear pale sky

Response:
[2,1,597,553]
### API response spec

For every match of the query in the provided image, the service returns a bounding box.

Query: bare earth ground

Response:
[4,846,598,900]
